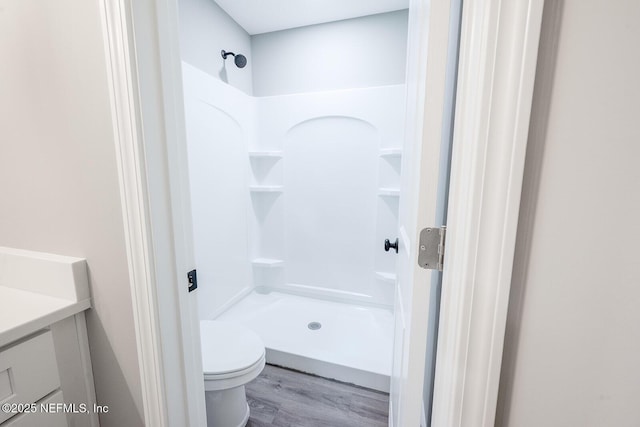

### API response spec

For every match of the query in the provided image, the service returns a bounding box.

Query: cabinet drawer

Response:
[1,390,67,427]
[0,331,61,424]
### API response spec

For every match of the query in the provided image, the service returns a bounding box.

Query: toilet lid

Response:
[200,321,265,375]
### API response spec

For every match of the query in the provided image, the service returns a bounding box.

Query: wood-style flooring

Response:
[245,364,389,427]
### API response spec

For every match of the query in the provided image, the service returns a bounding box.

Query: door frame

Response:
[432,1,544,425]
[98,0,206,425]
[100,0,545,426]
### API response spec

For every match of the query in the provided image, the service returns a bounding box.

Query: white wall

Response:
[251,10,409,96]
[178,4,408,97]
[182,63,254,319]
[497,1,640,426]
[0,1,143,426]
[179,0,254,94]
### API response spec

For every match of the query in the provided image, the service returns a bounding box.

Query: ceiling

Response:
[213,0,409,35]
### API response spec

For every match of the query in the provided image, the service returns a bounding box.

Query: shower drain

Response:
[307,322,322,330]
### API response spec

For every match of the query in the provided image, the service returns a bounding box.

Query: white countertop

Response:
[0,285,91,348]
[0,247,92,348]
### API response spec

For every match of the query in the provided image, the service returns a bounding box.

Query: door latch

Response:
[187,269,198,292]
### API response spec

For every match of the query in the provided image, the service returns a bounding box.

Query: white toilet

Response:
[200,320,266,427]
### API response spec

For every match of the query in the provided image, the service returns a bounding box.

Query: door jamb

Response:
[432,0,545,426]
[98,0,206,425]
[100,0,545,425]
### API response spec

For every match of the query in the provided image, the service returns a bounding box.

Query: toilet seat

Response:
[200,321,266,392]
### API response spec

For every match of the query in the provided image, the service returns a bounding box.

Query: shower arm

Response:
[221,50,236,59]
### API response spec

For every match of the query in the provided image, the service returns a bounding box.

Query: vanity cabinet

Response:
[0,247,97,427]
[0,313,97,427]
[0,331,61,424]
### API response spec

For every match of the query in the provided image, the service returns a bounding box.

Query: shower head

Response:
[234,54,247,68]
[221,50,247,68]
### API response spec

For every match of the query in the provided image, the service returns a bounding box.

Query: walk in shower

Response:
[180,2,409,392]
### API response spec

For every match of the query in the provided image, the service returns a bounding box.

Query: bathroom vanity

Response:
[0,247,97,427]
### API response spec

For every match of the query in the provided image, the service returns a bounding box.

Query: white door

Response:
[390,0,460,425]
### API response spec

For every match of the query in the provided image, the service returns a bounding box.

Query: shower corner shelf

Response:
[378,188,400,197]
[249,150,283,158]
[375,271,397,283]
[252,258,284,268]
[379,148,403,158]
[250,185,283,193]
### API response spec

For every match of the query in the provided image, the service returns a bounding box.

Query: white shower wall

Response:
[255,88,405,306]
[183,63,255,319]
[183,62,405,317]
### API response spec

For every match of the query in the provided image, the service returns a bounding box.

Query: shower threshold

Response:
[215,288,394,392]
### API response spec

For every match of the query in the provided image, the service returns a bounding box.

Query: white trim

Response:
[98,1,169,426]
[431,0,544,426]
[151,0,208,424]
[99,0,207,425]
[74,313,100,427]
